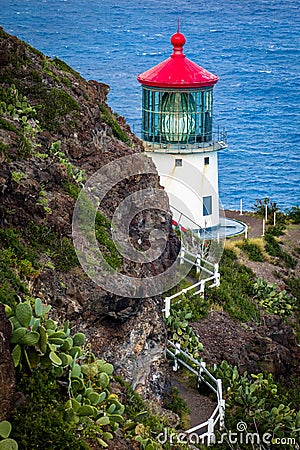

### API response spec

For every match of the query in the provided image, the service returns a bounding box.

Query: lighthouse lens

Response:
[160,92,196,143]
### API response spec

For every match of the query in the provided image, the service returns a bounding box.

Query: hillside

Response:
[0,26,179,418]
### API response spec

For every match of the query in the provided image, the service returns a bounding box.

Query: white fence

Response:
[162,260,220,319]
[167,340,225,446]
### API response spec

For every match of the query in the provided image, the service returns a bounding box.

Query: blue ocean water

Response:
[2,0,300,211]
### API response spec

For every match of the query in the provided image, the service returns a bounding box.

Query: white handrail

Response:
[167,341,225,446]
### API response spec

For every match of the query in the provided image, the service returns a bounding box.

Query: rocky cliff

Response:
[0,26,179,410]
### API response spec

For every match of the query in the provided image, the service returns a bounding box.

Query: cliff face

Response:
[0,27,179,402]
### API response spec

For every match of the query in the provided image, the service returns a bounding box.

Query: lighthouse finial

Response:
[177,17,180,33]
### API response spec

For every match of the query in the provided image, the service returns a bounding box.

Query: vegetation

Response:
[264,231,297,268]
[98,103,130,144]
[49,140,86,186]
[286,206,300,224]
[165,309,204,360]
[210,361,300,449]
[5,297,126,449]
[163,387,190,429]
[236,239,265,262]
[51,57,82,79]
[0,84,42,158]
[253,277,297,317]
[0,421,18,450]
[206,249,260,322]
[252,197,279,218]
[115,376,190,449]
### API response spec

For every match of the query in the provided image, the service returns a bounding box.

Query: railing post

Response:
[220,399,226,430]
[216,378,225,430]
[214,264,220,287]
[164,297,170,318]
[173,343,181,372]
[180,245,185,265]
[207,418,215,446]
[197,360,206,388]
[199,280,205,297]
[196,253,201,275]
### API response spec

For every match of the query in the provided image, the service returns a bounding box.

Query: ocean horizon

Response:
[2,0,300,211]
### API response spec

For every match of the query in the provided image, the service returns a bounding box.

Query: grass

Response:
[51,56,82,79]
[206,249,260,323]
[98,103,130,144]
[237,238,265,262]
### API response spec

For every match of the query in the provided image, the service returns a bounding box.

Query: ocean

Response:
[2,0,300,211]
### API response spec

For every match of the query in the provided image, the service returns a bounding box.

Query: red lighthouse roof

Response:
[137,29,218,89]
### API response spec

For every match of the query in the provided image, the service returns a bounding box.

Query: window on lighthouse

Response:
[160,92,196,143]
[203,195,212,216]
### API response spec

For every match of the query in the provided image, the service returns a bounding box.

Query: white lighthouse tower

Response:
[137,27,227,232]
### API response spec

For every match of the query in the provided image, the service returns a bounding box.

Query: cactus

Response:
[0,439,18,450]
[38,326,48,353]
[45,318,57,330]
[77,405,97,417]
[15,302,32,327]
[87,392,101,406]
[69,346,83,358]
[97,360,114,375]
[0,422,11,439]
[102,432,113,442]
[7,298,125,446]
[98,372,110,388]
[61,337,73,351]
[10,328,27,344]
[97,416,110,426]
[71,363,81,378]
[59,352,73,367]
[72,332,85,347]
[12,345,21,368]
[49,351,62,366]
[34,298,43,317]
[0,421,18,450]
[20,331,39,346]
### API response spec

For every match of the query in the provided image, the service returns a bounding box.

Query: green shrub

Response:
[252,197,279,218]
[286,206,300,224]
[163,387,190,429]
[62,181,81,199]
[50,141,86,186]
[0,117,19,133]
[98,103,130,144]
[267,222,286,236]
[172,290,210,321]
[51,57,82,79]
[238,240,264,262]
[206,249,260,322]
[264,233,297,269]
[40,88,80,131]
[10,370,90,450]
[23,222,79,271]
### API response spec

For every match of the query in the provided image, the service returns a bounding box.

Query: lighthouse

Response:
[137,26,227,232]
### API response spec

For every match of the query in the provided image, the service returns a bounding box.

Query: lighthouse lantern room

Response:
[137,25,227,231]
